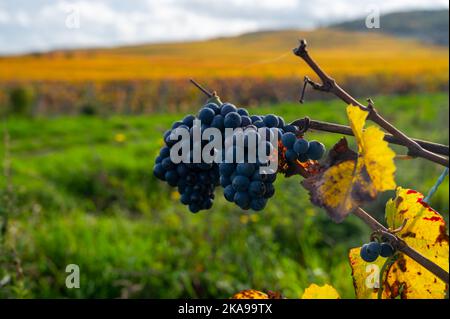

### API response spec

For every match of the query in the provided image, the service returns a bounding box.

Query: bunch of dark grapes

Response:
[153,97,327,213]
[280,129,326,163]
[360,240,395,262]
[220,126,278,211]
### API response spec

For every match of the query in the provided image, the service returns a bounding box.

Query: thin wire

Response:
[424,167,449,203]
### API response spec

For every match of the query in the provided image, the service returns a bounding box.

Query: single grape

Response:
[224,112,242,129]
[283,125,298,134]
[232,175,250,192]
[277,116,285,128]
[153,164,166,180]
[307,141,326,160]
[285,149,298,162]
[198,107,215,125]
[182,114,195,127]
[224,185,236,202]
[241,116,252,127]
[248,181,266,197]
[234,191,251,209]
[293,139,309,155]
[253,120,265,128]
[237,108,249,117]
[205,103,221,115]
[165,170,179,186]
[263,114,279,128]
[220,103,237,116]
[250,198,267,211]
[161,157,175,170]
[380,243,395,258]
[263,183,275,198]
[281,132,296,149]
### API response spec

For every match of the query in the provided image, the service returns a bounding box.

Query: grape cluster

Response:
[220,127,278,211]
[281,130,326,163]
[360,241,395,262]
[153,98,327,213]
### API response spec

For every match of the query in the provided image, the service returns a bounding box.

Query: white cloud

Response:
[0,0,448,54]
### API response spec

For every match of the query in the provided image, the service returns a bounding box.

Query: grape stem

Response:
[290,117,449,156]
[293,39,449,167]
[353,207,449,285]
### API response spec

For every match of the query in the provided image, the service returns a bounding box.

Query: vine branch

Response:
[293,39,449,167]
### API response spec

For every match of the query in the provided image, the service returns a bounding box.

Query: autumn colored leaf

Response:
[301,284,341,299]
[349,247,387,299]
[383,187,449,298]
[349,188,449,299]
[347,105,396,191]
[302,138,377,223]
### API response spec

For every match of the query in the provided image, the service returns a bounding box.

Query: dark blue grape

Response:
[161,157,175,170]
[285,149,297,162]
[153,164,166,180]
[250,115,262,123]
[160,146,171,158]
[172,121,183,129]
[250,198,267,211]
[254,120,265,128]
[234,192,251,208]
[224,112,242,129]
[293,139,309,155]
[360,242,380,263]
[263,114,279,128]
[236,163,255,177]
[182,115,195,127]
[220,103,237,116]
[261,173,276,183]
[241,116,252,127]
[277,116,285,128]
[232,175,250,192]
[180,192,191,205]
[211,115,225,130]
[380,243,395,258]
[263,183,275,198]
[176,163,189,177]
[283,125,298,134]
[198,107,215,125]
[249,181,266,197]
[223,185,236,202]
[220,175,232,187]
[189,203,200,213]
[237,108,249,116]
[307,141,326,160]
[206,103,221,115]
[165,170,178,186]
[281,132,296,149]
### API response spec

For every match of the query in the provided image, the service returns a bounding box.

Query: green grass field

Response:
[0,92,448,298]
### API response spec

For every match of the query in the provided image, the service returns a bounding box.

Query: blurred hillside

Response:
[0,11,448,115]
[332,9,449,46]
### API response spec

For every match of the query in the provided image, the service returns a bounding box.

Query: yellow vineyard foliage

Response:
[301,284,341,299]
[349,188,449,299]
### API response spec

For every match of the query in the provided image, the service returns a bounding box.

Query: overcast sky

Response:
[0,0,448,54]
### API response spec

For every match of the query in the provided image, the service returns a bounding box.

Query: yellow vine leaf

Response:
[349,188,449,299]
[384,187,449,298]
[347,105,396,191]
[349,247,386,299]
[301,284,341,299]
[303,138,377,223]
